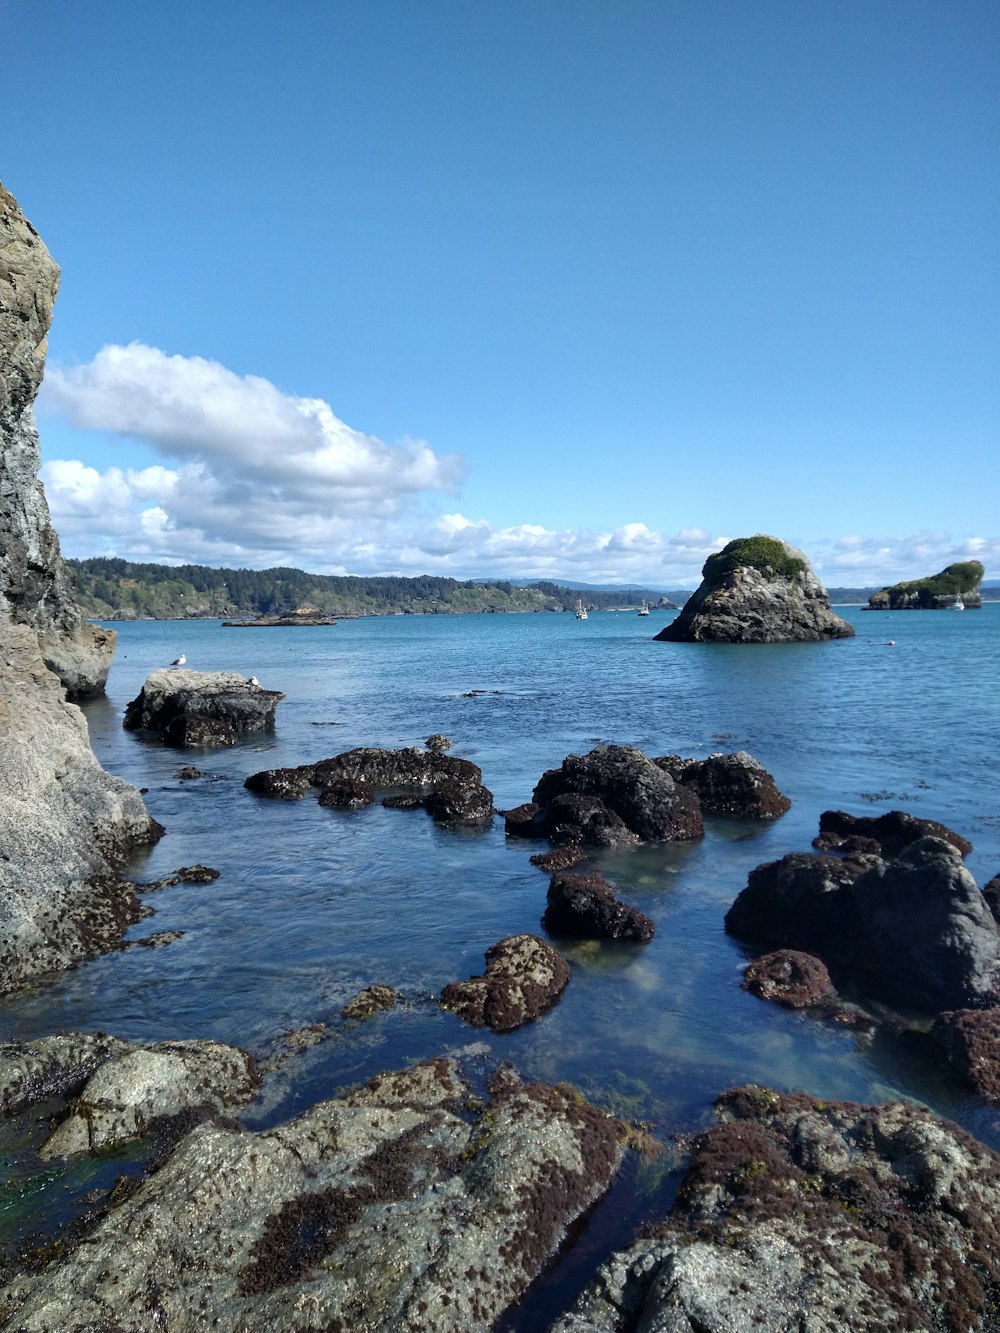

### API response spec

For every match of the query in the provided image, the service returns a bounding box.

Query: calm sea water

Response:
[3,604,999,1319]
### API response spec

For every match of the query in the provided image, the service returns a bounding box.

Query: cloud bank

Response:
[39,343,999,587]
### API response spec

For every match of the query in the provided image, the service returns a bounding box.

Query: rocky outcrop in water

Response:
[440,933,571,1031]
[931,1007,1000,1102]
[505,745,703,848]
[246,745,495,826]
[814,807,972,858]
[124,668,285,746]
[727,834,1000,1013]
[0,1058,623,1331]
[543,871,654,942]
[655,535,855,643]
[0,184,160,994]
[551,1086,1000,1332]
[655,751,791,819]
[741,949,834,1009]
[867,559,984,610]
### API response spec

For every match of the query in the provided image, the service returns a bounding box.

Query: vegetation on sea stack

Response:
[868,561,984,610]
[702,536,807,584]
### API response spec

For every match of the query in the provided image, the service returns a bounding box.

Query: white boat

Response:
[575,599,588,621]
[637,601,649,617]
[951,595,965,611]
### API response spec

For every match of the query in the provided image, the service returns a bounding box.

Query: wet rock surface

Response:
[931,1007,1000,1102]
[552,1087,1000,1333]
[543,872,655,942]
[742,949,834,1009]
[985,872,1000,924]
[654,535,855,644]
[124,669,285,747]
[815,807,972,858]
[727,836,1000,1013]
[509,745,703,848]
[318,777,376,809]
[39,1038,259,1158]
[0,1060,623,1332]
[341,984,398,1019]
[440,933,571,1032]
[244,765,316,799]
[657,751,791,819]
[0,1033,129,1113]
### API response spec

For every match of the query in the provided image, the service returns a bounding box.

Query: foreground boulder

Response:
[552,1087,1000,1333]
[506,745,703,847]
[543,872,654,942]
[0,185,161,993]
[655,535,855,643]
[440,934,570,1031]
[125,669,284,746]
[656,751,790,819]
[0,1060,623,1331]
[727,837,1000,1013]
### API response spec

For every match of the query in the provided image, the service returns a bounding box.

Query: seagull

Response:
[170,654,187,667]
[248,675,260,687]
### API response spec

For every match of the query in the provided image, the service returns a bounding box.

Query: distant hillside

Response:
[67,558,679,621]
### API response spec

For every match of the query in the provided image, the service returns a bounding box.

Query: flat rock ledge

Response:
[124,668,284,747]
[440,933,571,1032]
[0,1059,624,1333]
[654,535,855,644]
[551,1087,1000,1333]
[246,745,494,826]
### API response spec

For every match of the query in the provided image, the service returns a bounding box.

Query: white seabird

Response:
[248,675,260,687]
[170,654,187,667]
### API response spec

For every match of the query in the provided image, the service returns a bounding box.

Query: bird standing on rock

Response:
[170,654,187,667]
[248,676,260,687]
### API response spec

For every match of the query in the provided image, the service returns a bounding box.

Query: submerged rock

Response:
[552,1087,1000,1333]
[654,535,855,644]
[509,745,703,848]
[656,750,791,819]
[440,934,571,1032]
[39,1038,259,1158]
[124,669,284,747]
[543,872,655,942]
[341,985,397,1019]
[0,1060,623,1331]
[742,949,834,1009]
[727,837,1000,1013]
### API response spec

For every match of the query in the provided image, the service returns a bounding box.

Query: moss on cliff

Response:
[869,560,984,609]
[702,536,807,585]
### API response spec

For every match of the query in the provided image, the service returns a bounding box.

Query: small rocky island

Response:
[222,612,337,627]
[655,535,855,643]
[867,559,984,610]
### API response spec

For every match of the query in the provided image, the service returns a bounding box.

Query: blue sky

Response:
[4,0,997,585]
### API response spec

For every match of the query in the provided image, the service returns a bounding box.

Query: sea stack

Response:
[0,182,160,993]
[867,560,984,610]
[655,535,855,644]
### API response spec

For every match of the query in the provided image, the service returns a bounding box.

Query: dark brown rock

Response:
[440,933,570,1032]
[724,852,865,952]
[932,1007,1000,1101]
[318,778,375,809]
[244,766,315,800]
[742,950,834,1008]
[817,808,972,858]
[543,872,654,942]
[381,792,426,810]
[125,669,284,748]
[423,777,494,825]
[530,845,586,873]
[659,750,791,819]
[984,873,1000,924]
[311,746,481,789]
[340,985,397,1019]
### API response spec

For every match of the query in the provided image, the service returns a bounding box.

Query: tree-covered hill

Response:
[67,558,678,620]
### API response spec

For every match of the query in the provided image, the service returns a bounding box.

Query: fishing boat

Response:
[637,601,649,617]
[950,595,965,611]
[575,599,588,621]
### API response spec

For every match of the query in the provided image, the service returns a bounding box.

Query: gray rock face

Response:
[124,668,285,746]
[0,182,113,698]
[0,1060,623,1332]
[655,536,855,644]
[508,745,703,847]
[552,1086,1000,1333]
[440,933,571,1032]
[0,1033,129,1112]
[726,837,1000,1013]
[0,184,160,993]
[39,1038,259,1158]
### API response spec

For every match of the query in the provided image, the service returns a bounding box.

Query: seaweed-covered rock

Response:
[727,838,1000,1014]
[0,1061,623,1331]
[423,776,494,825]
[244,765,315,800]
[39,1038,259,1158]
[815,808,972,858]
[551,1087,1000,1333]
[0,1033,129,1113]
[932,1007,1000,1101]
[440,934,570,1032]
[742,950,834,1009]
[543,872,654,943]
[318,778,376,809]
[516,745,703,848]
[312,746,481,789]
[340,985,397,1019]
[656,751,790,819]
[655,535,855,644]
[124,669,284,747]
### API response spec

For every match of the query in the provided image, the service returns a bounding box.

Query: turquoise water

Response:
[2,605,999,1314]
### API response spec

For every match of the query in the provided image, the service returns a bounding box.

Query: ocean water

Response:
[2,604,999,1319]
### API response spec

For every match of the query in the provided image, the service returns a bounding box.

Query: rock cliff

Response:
[867,559,984,610]
[655,535,855,643]
[0,182,160,993]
